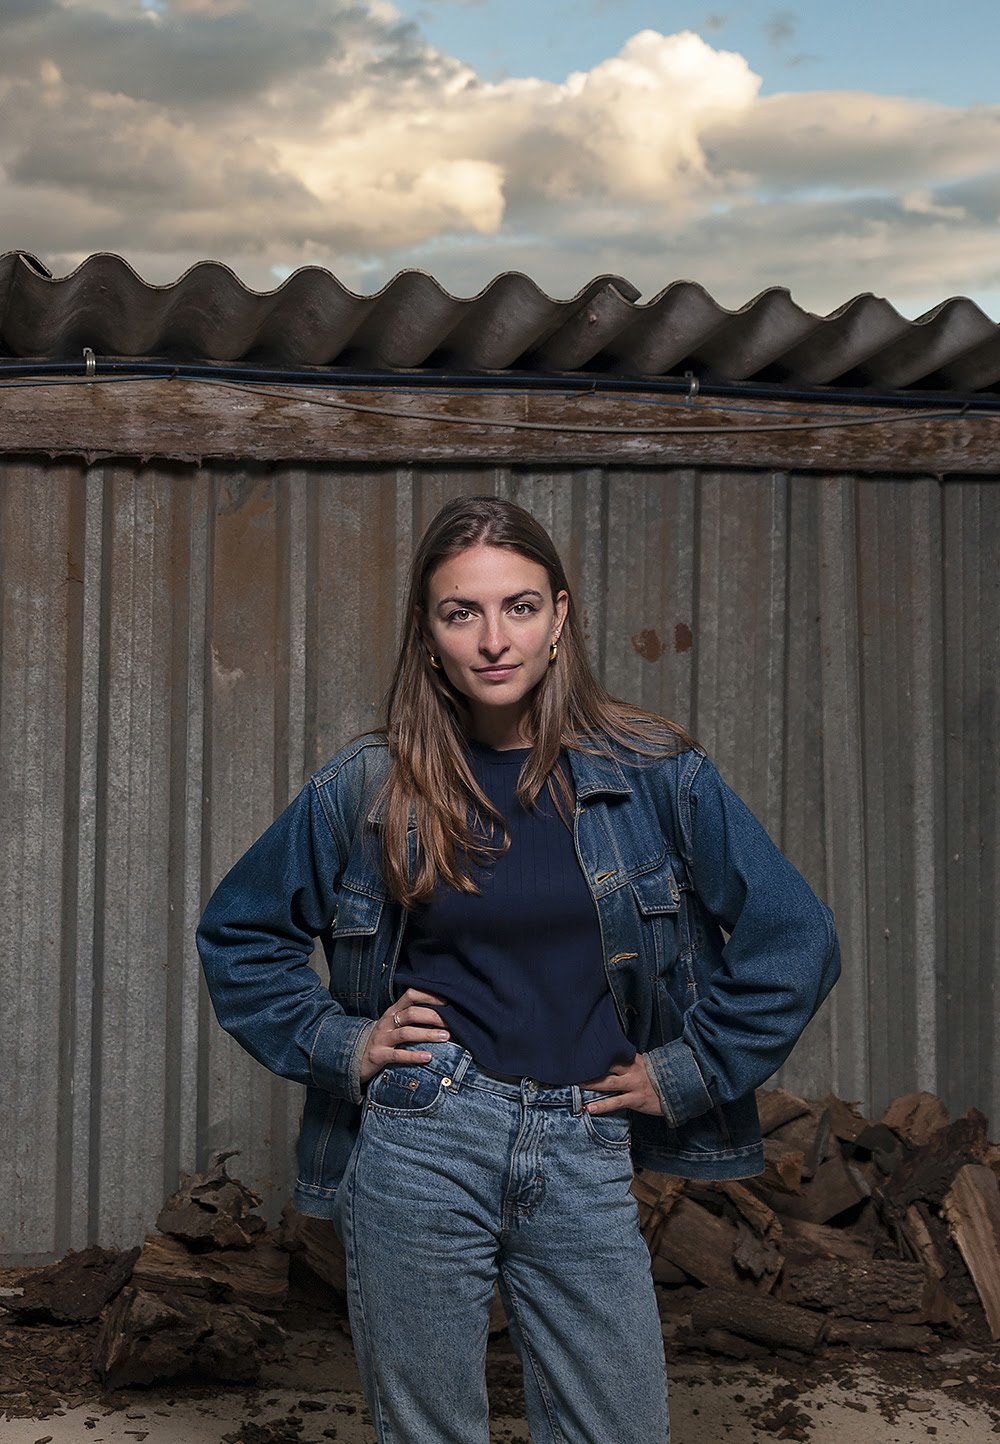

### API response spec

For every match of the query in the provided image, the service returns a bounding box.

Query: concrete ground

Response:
[3,1318,1000,1444]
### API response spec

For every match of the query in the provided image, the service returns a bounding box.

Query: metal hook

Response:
[684,369,700,403]
[83,347,96,377]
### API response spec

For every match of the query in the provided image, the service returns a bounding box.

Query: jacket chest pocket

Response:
[630,864,689,983]
[329,883,385,1002]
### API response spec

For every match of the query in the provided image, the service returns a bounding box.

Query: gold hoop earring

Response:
[549,638,559,664]
[428,653,443,671]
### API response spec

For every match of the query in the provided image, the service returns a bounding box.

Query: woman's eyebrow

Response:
[435,589,543,612]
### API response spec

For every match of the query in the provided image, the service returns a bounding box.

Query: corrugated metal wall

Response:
[1,466,997,1262]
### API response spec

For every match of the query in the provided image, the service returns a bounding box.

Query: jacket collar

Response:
[366,735,634,822]
[565,742,633,800]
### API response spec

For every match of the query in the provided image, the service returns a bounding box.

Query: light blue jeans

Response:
[333,1042,670,1444]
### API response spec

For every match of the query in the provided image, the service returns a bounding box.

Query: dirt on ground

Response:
[2,1281,1000,1444]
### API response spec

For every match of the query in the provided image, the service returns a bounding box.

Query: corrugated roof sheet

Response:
[2,250,1000,394]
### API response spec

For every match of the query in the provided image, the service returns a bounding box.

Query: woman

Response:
[197,494,840,1444]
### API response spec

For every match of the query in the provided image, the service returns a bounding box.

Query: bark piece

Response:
[94,1285,284,1388]
[132,1232,288,1314]
[756,1088,811,1136]
[695,1327,770,1360]
[780,1258,929,1320]
[6,1246,140,1324]
[732,1221,783,1291]
[156,1152,265,1250]
[942,1163,1000,1340]
[881,1092,950,1149]
[690,1288,828,1353]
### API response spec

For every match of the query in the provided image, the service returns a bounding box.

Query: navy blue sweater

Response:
[393,740,635,1085]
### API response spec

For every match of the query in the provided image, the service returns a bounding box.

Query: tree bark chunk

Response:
[756,1088,811,1136]
[690,1289,828,1353]
[780,1258,930,1320]
[132,1232,288,1314]
[6,1246,140,1324]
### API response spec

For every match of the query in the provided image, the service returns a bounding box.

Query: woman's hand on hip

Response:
[359,988,450,1086]
[582,1055,664,1116]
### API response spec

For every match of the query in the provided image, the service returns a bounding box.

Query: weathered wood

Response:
[1,378,998,475]
[780,1258,930,1320]
[904,1203,948,1279]
[694,1327,770,1360]
[942,1163,1000,1340]
[773,1152,871,1224]
[654,1197,747,1290]
[732,1221,783,1290]
[778,1217,874,1266]
[882,1092,950,1148]
[7,1245,139,1323]
[709,1180,782,1241]
[93,1285,284,1388]
[767,1107,832,1179]
[690,1289,828,1353]
[888,1110,990,1208]
[756,1088,811,1136]
[157,1151,265,1250]
[759,1140,806,1194]
[825,1319,935,1350]
[278,1205,347,1297]
[132,1231,288,1314]
[822,1095,871,1145]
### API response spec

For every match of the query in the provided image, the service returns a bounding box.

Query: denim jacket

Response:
[197,734,840,1217]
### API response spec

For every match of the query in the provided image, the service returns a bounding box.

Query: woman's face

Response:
[423,543,568,745]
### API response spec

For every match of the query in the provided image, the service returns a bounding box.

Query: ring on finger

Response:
[393,1012,402,1029]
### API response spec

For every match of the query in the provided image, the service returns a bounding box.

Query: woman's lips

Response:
[473,664,521,680]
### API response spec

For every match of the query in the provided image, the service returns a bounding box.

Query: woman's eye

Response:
[510,602,537,616]
[446,608,472,622]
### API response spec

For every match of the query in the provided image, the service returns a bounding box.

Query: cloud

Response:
[2,2,999,318]
[763,9,796,48]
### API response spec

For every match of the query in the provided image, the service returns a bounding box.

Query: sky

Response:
[3,0,1000,319]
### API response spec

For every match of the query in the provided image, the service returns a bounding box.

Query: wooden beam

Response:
[1,377,999,474]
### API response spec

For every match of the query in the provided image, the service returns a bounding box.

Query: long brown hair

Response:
[379,495,693,907]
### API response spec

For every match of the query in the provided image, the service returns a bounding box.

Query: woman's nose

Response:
[479,617,510,657]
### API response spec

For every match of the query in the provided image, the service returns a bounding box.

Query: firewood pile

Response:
[633,1087,1000,1358]
[2,1086,999,1416]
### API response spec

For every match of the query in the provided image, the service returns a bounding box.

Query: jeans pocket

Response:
[367,1063,449,1118]
[581,1106,632,1150]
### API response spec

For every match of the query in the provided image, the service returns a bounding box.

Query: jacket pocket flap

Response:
[631,865,682,916]
[331,885,384,937]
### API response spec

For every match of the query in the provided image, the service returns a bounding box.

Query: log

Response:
[825,1319,935,1350]
[709,1181,782,1241]
[881,1092,949,1148]
[278,1205,347,1297]
[759,1141,805,1194]
[695,1327,770,1360]
[778,1217,874,1266]
[6,1245,139,1324]
[766,1107,832,1179]
[942,1163,1000,1340]
[756,1088,811,1136]
[93,1285,284,1388]
[822,1095,871,1146]
[132,1231,288,1314]
[888,1110,990,1208]
[773,1152,870,1224]
[654,1198,747,1290]
[904,1203,947,1279]
[780,1258,929,1320]
[690,1288,828,1353]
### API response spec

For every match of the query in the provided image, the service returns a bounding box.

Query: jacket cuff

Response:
[309,1014,377,1104]
[641,1038,714,1127]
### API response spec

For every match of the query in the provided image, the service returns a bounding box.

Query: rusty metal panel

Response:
[3,251,1000,395]
[1,462,997,1262]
